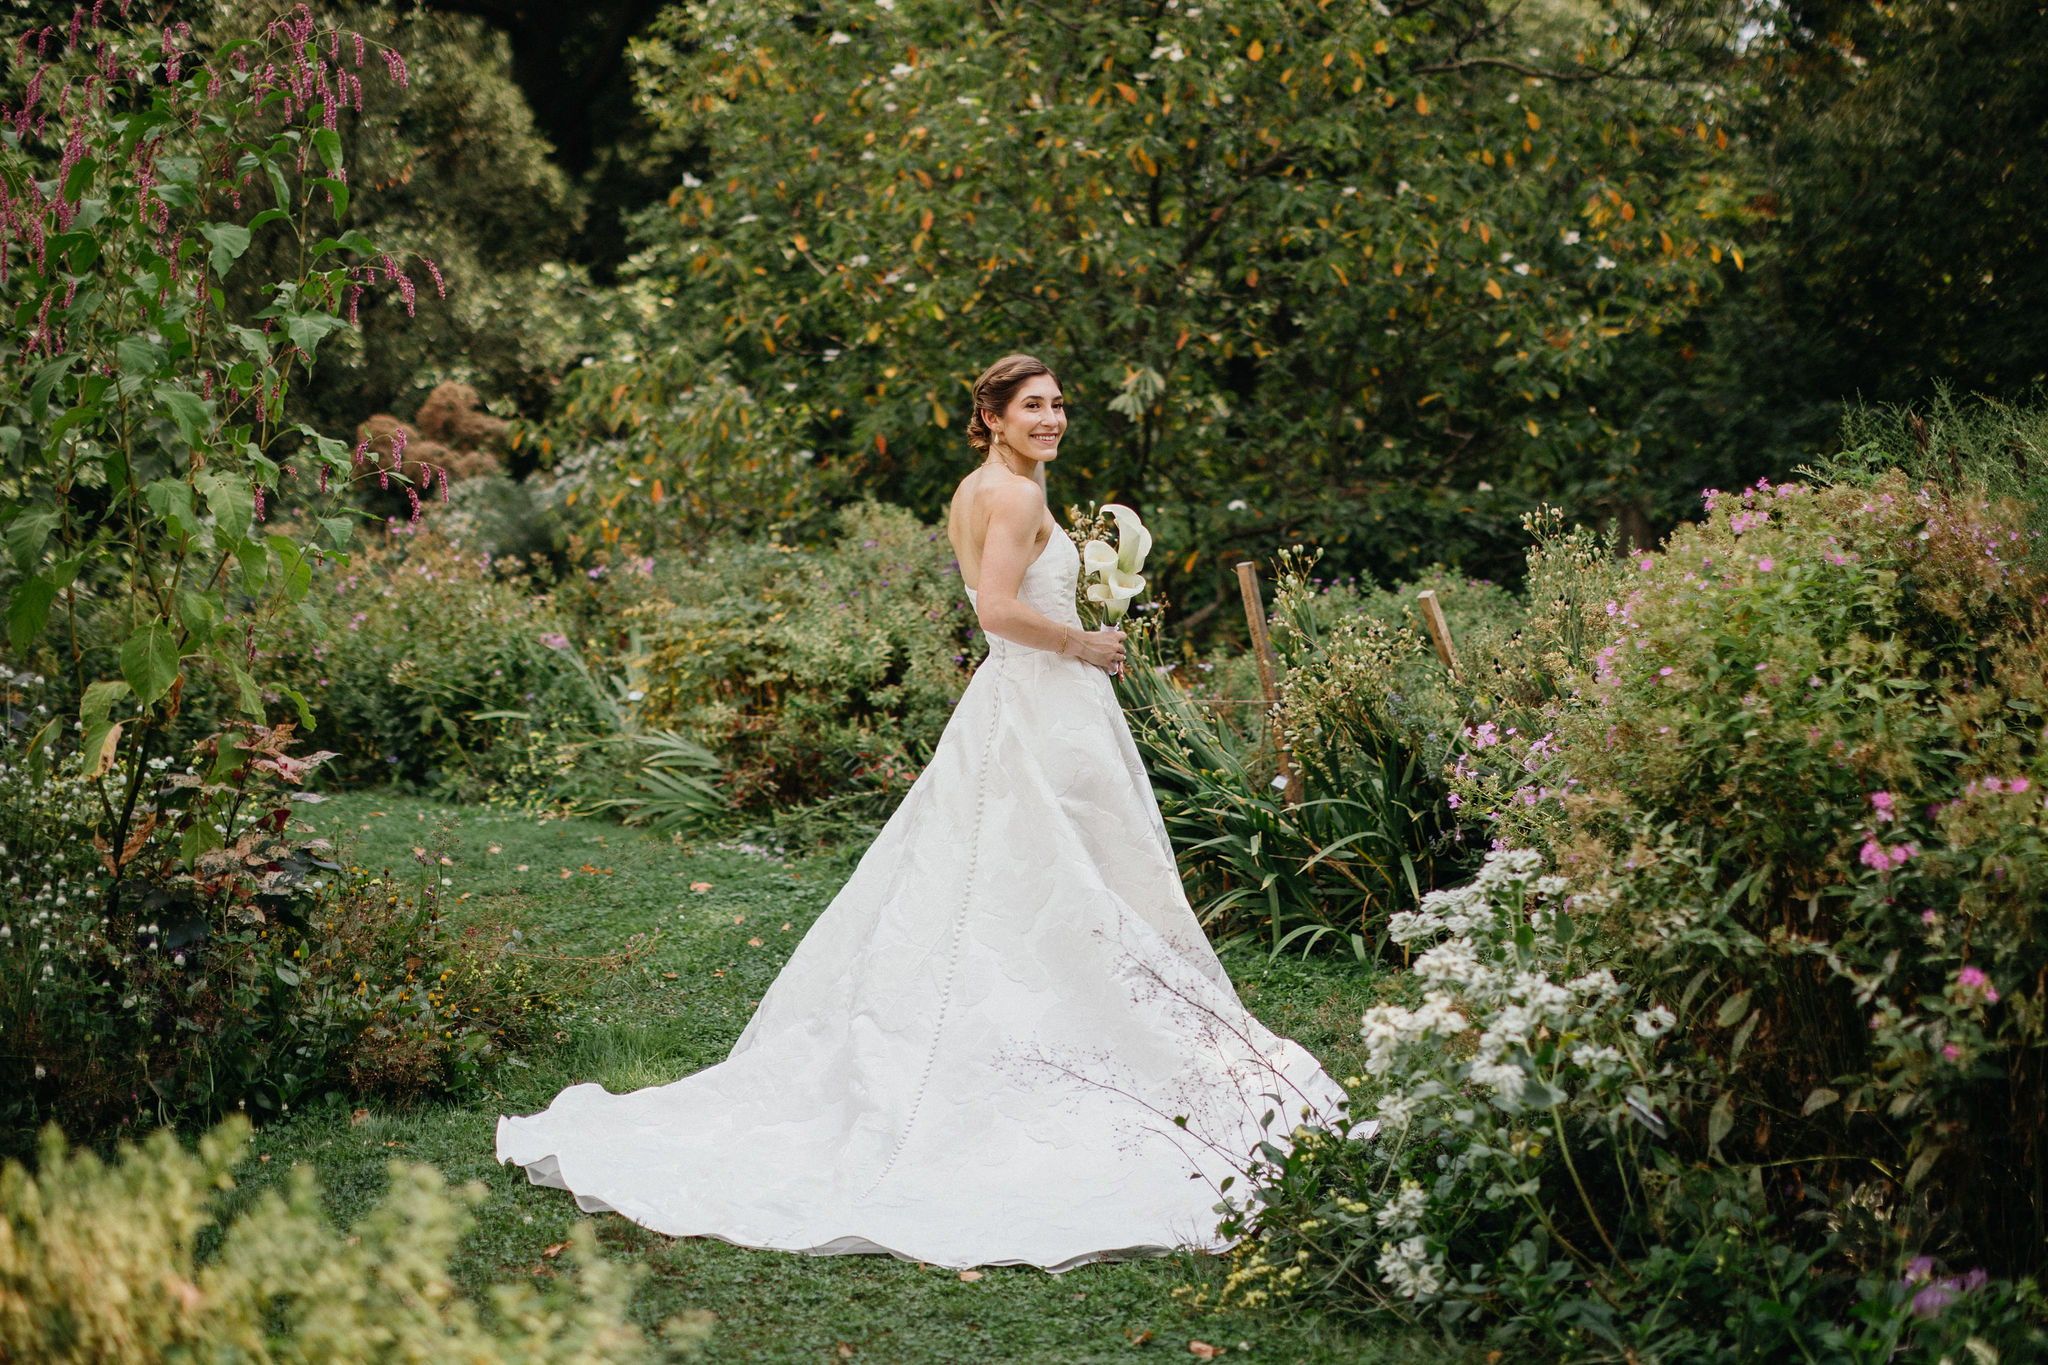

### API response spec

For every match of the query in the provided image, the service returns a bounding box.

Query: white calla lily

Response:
[1082,539,1120,573]
[1102,504,1152,574]
[1099,566,1145,619]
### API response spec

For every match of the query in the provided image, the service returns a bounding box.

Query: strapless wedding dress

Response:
[496,531,1350,1270]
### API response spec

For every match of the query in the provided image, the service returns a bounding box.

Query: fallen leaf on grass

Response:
[560,869,573,879]
[732,913,745,924]
[488,845,502,854]
[542,1242,570,1259]
[1188,1342,1224,1361]
[957,1270,984,1282]
[836,1345,855,1359]
[662,972,678,979]
[780,922,792,931]
[747,937,764,947]
[516,864,529,871]
[350,1109,369,1126]
[691,881,712,892]
[1125,1329,1153,1346]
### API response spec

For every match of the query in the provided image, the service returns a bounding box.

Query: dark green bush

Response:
[0,682,578,1150]
[629,500,981,812]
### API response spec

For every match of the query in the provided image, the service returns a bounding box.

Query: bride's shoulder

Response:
[954,466,1044,516]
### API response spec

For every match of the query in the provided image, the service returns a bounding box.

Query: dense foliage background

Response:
[5,1,2048,1360]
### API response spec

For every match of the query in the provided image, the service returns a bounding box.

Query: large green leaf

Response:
[80,678,131,726]
[199,222,253,277]
[6,508,59,571]
[284,311,347,359]
[196,473,253,540]
[155,384,214,448]
[119,622,182,706]
[4,577,55,652]
[143,478,200,539]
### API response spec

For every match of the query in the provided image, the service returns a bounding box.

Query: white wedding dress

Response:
[496,532,1350,1270]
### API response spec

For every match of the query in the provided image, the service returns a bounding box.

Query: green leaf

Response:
[196,473,254,540]
[310,177,349,221]
[80,720,118,778]
[5,577,56,652]
[318,516,354,549]
[248,207,290,233]
[155,384,215,448]
[24,715,61,781]
[199,222,253,277]
[61,155,97,202]
[6,508,59,571]
[1715,989,1752,1029]
[233,536,269,593]
[81,679,131,727]
[29,355,77,421]
[178,590,218,644]
[312,127,342,172]
[275,963,303,987]
[117,336,167,376]
[280,684,315,730]
[119,623,182,706]
[284,312,347,359]
[143,478,200,538]
[1706,1092,1735,1156]
[231,663,264,718]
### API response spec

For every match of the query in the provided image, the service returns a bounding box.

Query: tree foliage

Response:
[576,0,1755,593]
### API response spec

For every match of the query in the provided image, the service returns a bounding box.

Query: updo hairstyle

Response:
[965,353,1062,454]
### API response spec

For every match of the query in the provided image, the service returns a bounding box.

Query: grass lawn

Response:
[220,789,1458,1365]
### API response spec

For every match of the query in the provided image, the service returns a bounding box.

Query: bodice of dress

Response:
[964,532,1084,663]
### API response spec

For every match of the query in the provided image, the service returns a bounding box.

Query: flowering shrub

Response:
[1200,851,2048,1361]
[627,501,981,812]
[0,676,577,1146]
[0,7,446,898]
[262,525,608,794]
[1,1117,712,1363]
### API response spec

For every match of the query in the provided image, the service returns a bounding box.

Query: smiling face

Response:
[984,374,1067,466]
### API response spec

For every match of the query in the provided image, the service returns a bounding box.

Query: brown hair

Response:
[965,353,1061,454]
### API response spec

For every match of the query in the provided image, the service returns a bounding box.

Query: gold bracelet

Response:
[1058,626,1073,657]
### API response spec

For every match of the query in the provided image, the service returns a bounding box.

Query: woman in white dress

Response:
[496,354,1348,1271]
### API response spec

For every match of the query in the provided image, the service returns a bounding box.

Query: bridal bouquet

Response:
[1068,503,1152,625]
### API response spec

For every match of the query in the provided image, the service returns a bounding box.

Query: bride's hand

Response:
[1070,626,1126,674]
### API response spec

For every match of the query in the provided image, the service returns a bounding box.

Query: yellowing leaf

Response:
[1372,38,1388,55]
[1115,82,1138,103]
[1247,39,1264,62]
[1732,247,1745,271]
[1526,109,1541,132]
[1483,278,1504,300]
[1525,418,1541,437]
[1415,93,1430,116]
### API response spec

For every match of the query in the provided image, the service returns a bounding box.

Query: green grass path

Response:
[227,791,1451,1365]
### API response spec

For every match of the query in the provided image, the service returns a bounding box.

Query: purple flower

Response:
[1870,790,1895,822]
[1756,557,1774,572]
[540,632,570,650]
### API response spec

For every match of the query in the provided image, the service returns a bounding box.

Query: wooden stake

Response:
[1236,561,1303,804]
[1416,589,1460,677]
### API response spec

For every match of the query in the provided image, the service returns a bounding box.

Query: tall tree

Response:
[572,0,1756,595]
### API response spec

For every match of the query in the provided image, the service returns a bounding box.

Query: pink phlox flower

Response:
[1942,1043,1960,1060]
[1756,557,1774,572]
[1859,839,1891,873]
[1955,965,1998,1003]
[1921,909,1937,925]
[1889,842,1916,867]
[1869,791,1895,822]
[1465,722,1500,750]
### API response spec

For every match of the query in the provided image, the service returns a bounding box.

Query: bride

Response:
[496,353,1349,1271]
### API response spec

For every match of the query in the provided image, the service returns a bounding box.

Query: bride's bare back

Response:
[946,464,1055,593]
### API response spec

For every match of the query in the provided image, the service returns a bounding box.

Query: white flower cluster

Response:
[1375,1234,1446,1299]
[1351,849,1670,1306]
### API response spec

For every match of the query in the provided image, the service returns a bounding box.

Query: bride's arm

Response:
[975,481,1125,670]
